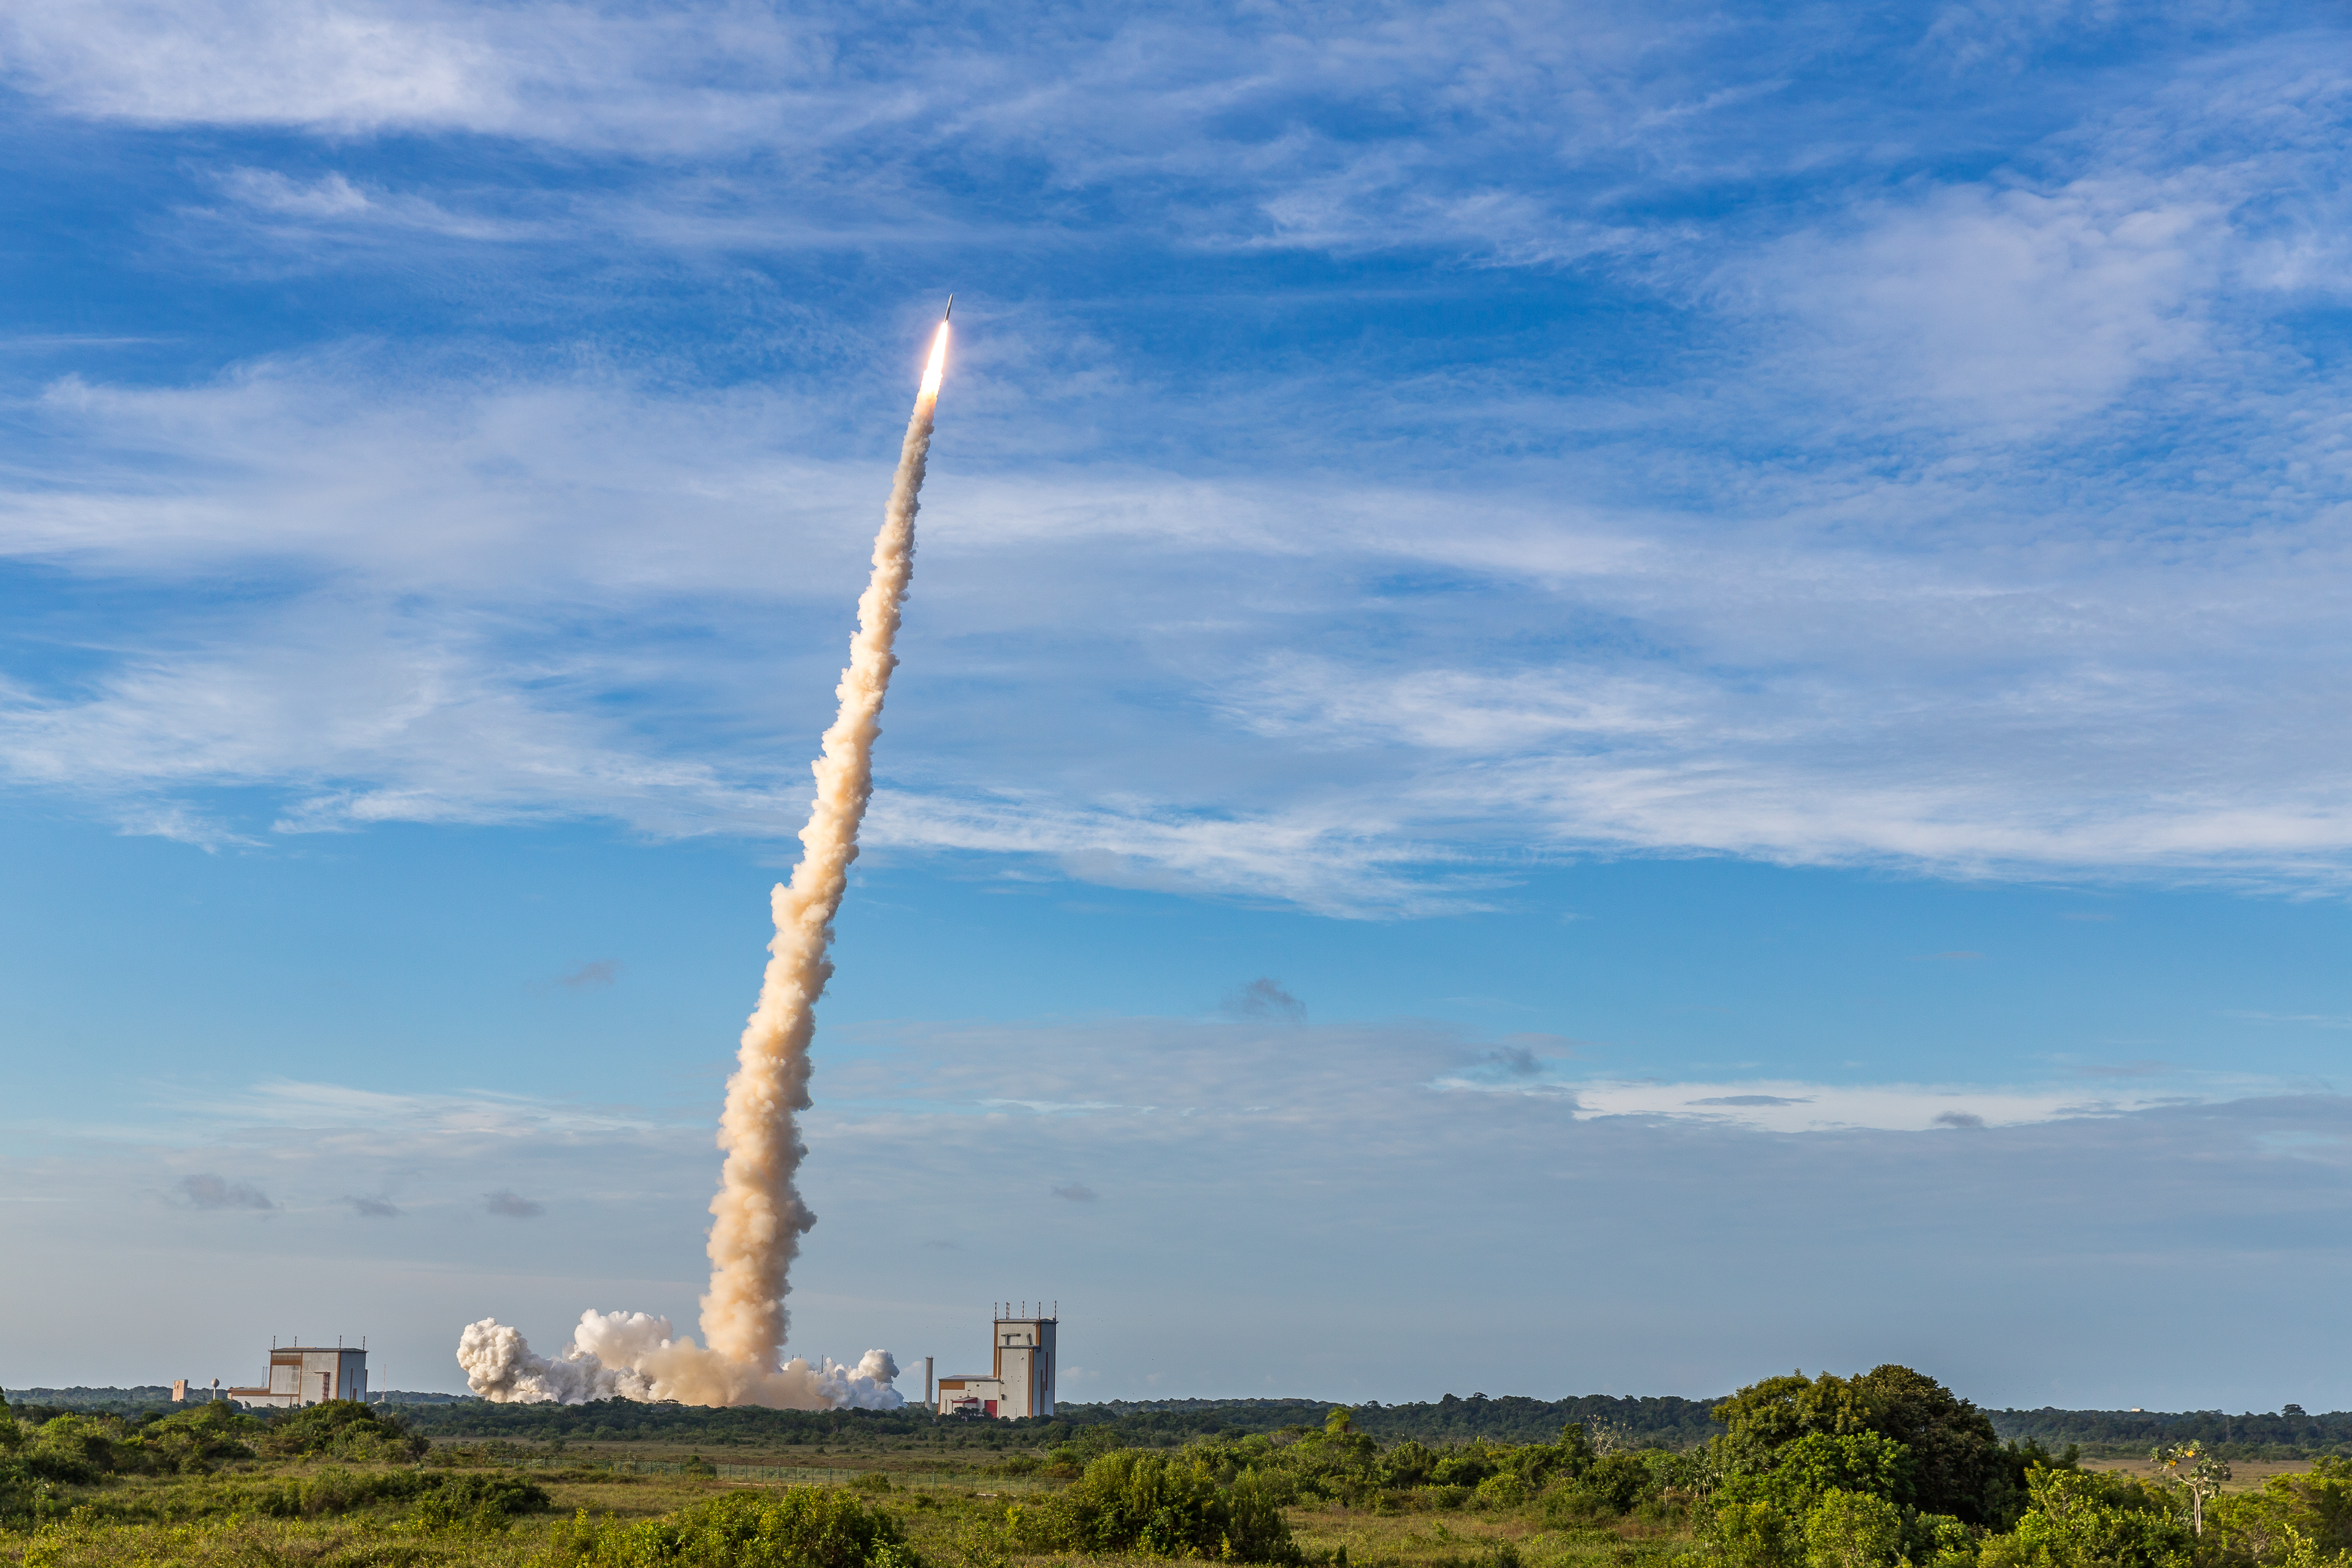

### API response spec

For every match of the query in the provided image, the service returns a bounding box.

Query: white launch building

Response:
[222,1342,370,1408]
[935,1303,1056,1419]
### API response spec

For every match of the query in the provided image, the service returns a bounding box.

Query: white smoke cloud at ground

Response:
[451,321,947,1407]
[455,1314,903,1409]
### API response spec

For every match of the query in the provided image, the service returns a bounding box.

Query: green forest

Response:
[5,1368,2349,1568]
[14,1389,2341,1462]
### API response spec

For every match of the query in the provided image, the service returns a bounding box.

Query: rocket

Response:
[943,294,953,321]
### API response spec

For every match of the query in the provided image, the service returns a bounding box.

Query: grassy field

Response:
[0,1433,1711,1568]
[2076,1457,2317,1492]
[7,1393,2334,1568]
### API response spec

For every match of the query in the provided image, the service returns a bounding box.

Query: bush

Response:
[20,1416,116,1484]
[256,1400,428,1463]
[1907,1512,1977,1568]
[1723,1434,1913,1515]
[0,1460,52,1529]
[1025,1449,1298,1563]
[548,1486,920,1568]
[1802,1490,1906,1568]
[430,1472,554,1518]
[1432,1450,1500,1488]
[1977,1468,2191,1568]
[1711,1499,1800,1568]
[1543,1451,1670,1523]
[118,1467,550,1523]
[120,1403,259,1473]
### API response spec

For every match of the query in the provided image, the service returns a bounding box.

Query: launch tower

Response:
[935,1303,1056,1419]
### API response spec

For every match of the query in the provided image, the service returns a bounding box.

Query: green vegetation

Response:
[24,1391,2347,1462]
[1013,1447,1296,1560]
[546,1487,919,1567]
[378,1395,1729,1454]
[5,1375,2351,1568]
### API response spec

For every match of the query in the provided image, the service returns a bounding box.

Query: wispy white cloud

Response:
[1508,1076,2207,1133]
[0,9,2345,919]
[1722,175,2225,431]
[5,325,2352,911]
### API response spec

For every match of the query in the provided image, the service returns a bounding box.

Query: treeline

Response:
[1987,1409,2352,1458]
[367,1393,1723,1450]
[1073,1394,1726,1448]
[392,1400,977,1445]
[17,1385,2346,1460]
[4,1388,180,1417]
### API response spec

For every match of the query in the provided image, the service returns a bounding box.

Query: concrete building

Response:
[936,1303,1056,1419]
[226,1343,369,1409]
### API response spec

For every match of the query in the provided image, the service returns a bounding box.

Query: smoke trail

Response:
[702,317,948,1369]
[455,317,949,1409]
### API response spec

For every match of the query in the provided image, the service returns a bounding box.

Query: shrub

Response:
[120,1403,259,1474]
[1026,1449,1297,1563]
[1543,1452,1665,1523]
[1474,1472,1529,1508]
[256,1400,428,1464]
[1381,1442,1440,1489]
[0,1460,51,1529]
[548,1486,920,1568]
[430,1473,554,1517]
[20,1416,116,1484]
[1907,1512,1977,1568]
[126,1467,550,1522]
[1735,1434,1914,1515]
[1710,1500,1800,1568]
[1802,1490,1906,1568]
[1977,1468,2191,1568]
[1432,1450,1500,1488]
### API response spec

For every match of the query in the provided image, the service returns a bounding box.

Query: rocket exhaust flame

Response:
[457,311,951,1409]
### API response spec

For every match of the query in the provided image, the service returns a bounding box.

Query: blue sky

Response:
[2,0,2349,1411]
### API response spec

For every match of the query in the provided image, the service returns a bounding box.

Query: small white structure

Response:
[936,1304,1056,1419]
[226,1343,369,1409]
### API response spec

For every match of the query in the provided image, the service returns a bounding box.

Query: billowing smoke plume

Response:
[457,317,951,1408]
[457,1314,902,1409]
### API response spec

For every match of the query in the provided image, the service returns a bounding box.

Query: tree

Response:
[1709,1367,2017,1526]
[1764,1434,1915,1512]
[2151,1443,2231,1537]
[1848,1366,2015,1525]
[1714,1374,1876,1455]
[1980,1466,2193,1568]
